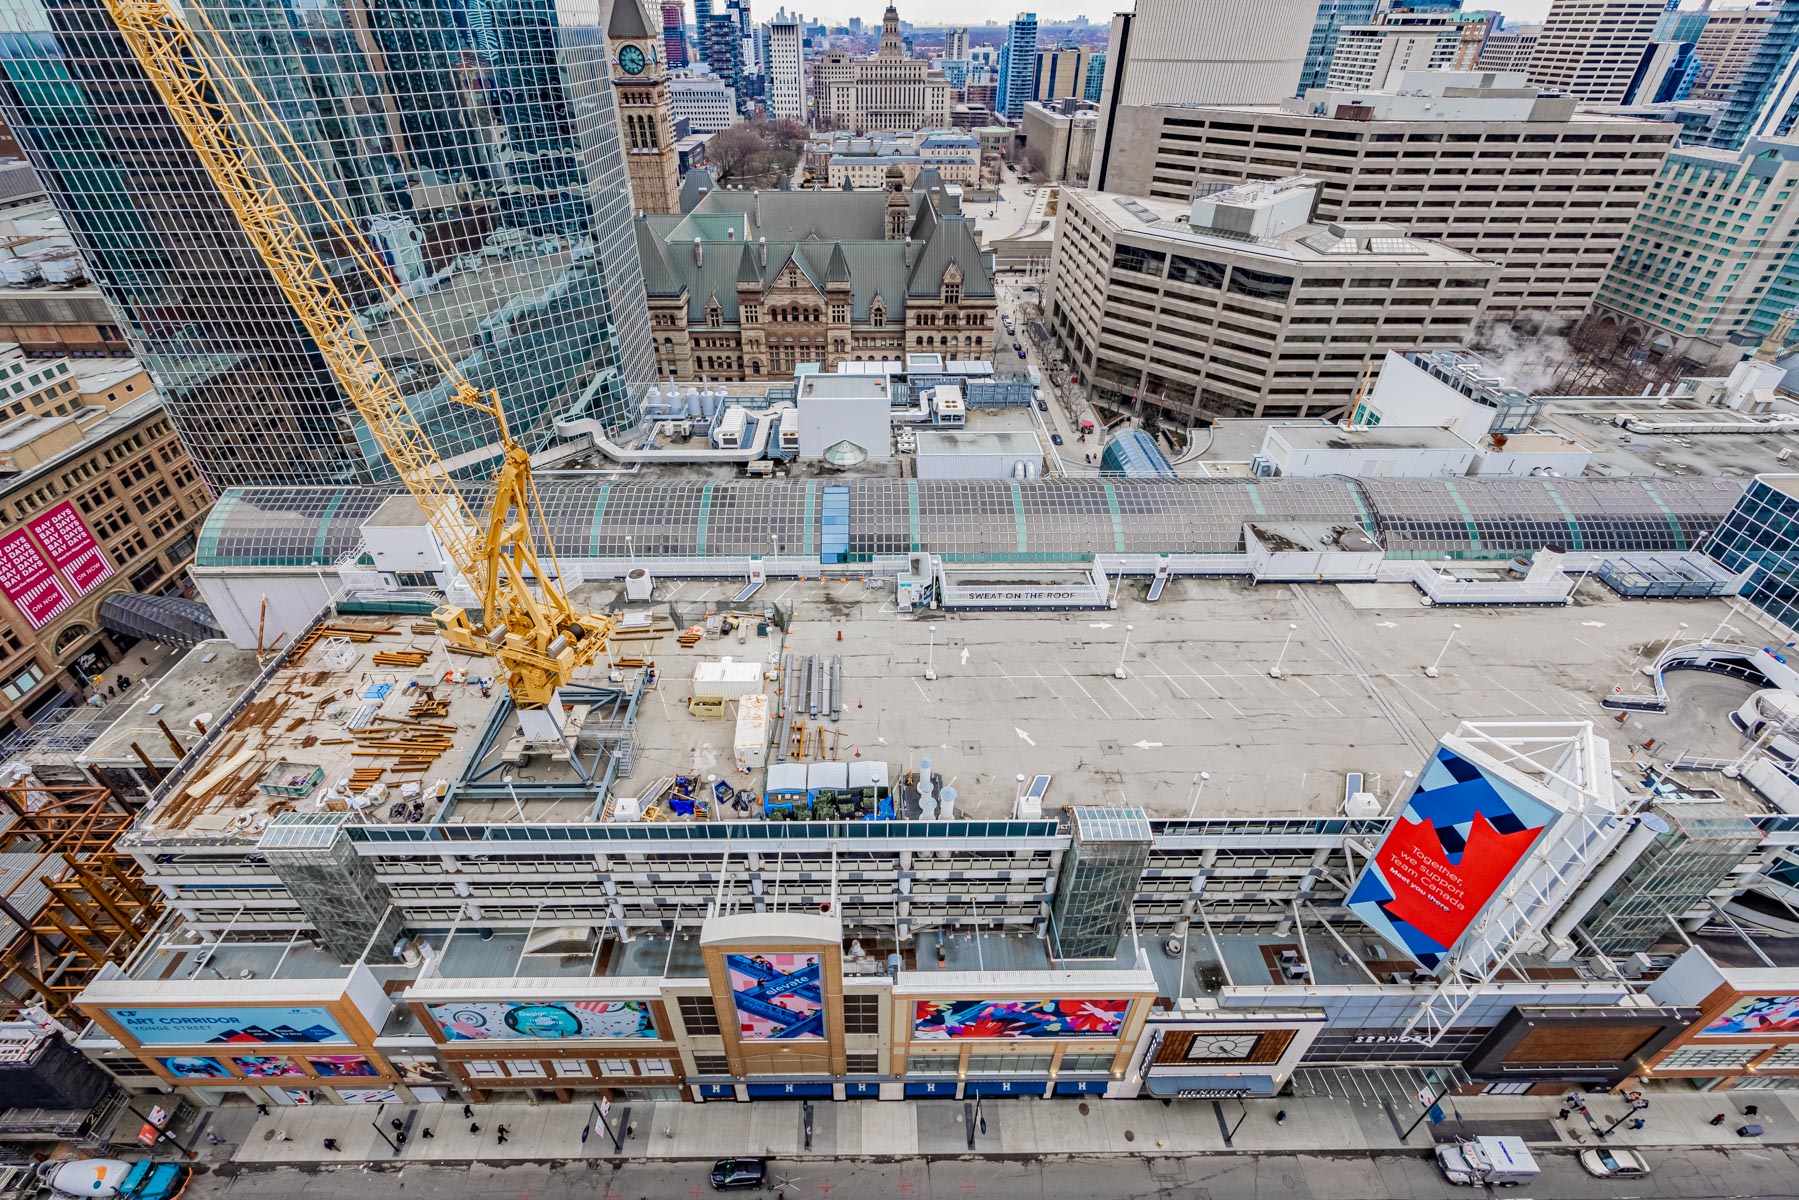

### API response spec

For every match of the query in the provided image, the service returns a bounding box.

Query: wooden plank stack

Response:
[349,716,455,774]
[371,648,430,668]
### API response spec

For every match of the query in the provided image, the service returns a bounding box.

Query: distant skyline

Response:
[782,0,1735,35]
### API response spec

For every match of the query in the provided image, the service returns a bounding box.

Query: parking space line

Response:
[1062,668,1113,720]
[1107,679,1146,719]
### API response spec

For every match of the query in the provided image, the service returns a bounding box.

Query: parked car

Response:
[1017,347,1027,359]
[709,1158,768,1190]
[1051,433,1064,446]
[1035,398,1048,412]
[1579,1148,1649,1179]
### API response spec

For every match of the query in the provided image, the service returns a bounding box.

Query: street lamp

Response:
[1113,623,1134,679]
[1185,771,1212,820]
[770,533,779,576]
[1424,623,1463,679]
[1707,616,1739,644]
[1643,621,1689,676]
[925,624,938,681]
[1269,623,1298,679]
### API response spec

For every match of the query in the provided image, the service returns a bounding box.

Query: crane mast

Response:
[101,0,615,715]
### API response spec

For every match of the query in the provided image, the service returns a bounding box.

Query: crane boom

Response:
[102,0,615,711]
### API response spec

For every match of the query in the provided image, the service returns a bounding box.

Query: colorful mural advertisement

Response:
[727,952,824,1040]
[1701,995,1799,1036]
[306,1055,379,1077]
[913,998,1130,1039]
[159,1056,230,1079]
[1346,743,1558,973]
[105,1005,350,1046]
[391,1057,451,1086]
[232,1055,308,1078]
[427,1001,656,1041]
[338,1088,399,1104]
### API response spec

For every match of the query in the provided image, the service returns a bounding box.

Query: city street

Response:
[184,1147,1799,1200]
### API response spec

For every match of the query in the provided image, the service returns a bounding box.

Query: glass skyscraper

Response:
[1296,0,1380,95]
[1710,0,1799,150]
[1001,11,1035,120]
[1705,474,1799,632]
[0,0,654,490]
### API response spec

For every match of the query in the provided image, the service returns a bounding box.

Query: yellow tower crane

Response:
[101,0,617,724]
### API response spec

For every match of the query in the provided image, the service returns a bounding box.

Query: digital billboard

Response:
[1701,995,1799,1036]
[1346,743,1558,973]
[913,998,1130,1039]
[26,502,114,595]
[158,1056,229,1079]
[0,528,72,630]
[427,1000,656,1041]
[727,952,824,1040]
[104,1005,349,1046]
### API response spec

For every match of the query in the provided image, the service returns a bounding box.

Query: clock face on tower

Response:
[619,44,647,75]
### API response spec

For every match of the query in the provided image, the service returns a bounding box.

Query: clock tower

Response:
[607,0,680,215]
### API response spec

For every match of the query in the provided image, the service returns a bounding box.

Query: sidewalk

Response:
[223,1089,1799,1166]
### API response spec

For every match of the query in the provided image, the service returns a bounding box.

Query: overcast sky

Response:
[788,0,1559,29]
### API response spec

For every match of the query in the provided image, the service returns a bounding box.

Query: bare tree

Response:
[708,118,811,188]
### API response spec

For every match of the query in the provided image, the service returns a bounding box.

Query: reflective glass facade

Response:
[0,0,653,490]
[1705,474,1799,631]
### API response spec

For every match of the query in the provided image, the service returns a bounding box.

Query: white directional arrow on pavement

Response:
[1088,622,1114,630]
[1375,621,1397,629]
[1016,728,1036,746]
[1132,740,1165,750]
[960,647,971,666]
[1582,621,1607,628]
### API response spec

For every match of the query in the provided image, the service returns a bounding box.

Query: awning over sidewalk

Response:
[1146,1073,1279,1099]
[1291,1064,1470,1109]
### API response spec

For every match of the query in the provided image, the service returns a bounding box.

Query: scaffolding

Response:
[0,782,162,1018]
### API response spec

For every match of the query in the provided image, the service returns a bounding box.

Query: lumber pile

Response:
[372,648,430,668]
[349,767,386,789]
[676,625,703,648]
[409,691,450,719]
[289,622,395,658]
[349,716,455,773]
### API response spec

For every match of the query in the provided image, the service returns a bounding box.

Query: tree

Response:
[1140,406,1161,442]
[709,118,810,188]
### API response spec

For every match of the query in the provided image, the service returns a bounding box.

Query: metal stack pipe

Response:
[829,655,843,721]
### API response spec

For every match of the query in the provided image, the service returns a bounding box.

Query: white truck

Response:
[1434,1136,1541,1187]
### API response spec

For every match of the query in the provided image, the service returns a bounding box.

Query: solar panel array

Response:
[198,476,1747,568]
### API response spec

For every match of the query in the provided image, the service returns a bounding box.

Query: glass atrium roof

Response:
[195,476,1745,569]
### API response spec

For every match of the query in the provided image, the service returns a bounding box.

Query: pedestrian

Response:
[257,1104,270,1117]
[117,675,130,690]
[496,1124,508,1146]
[390,1117,404,1132]
[1630,1118,1645,1130]
[1710,1113,1728,1126]
[1746,1104,1761,1117]
[206,1132,223,1146]
[1275,1109,1287,1125]
[421,1128,434,1140]
[462,1103,474,1119]
[1557,1108,1569,1120]
[323,1138,340,1152]
[277,1132,292,1143]
[468,1123,480,1135]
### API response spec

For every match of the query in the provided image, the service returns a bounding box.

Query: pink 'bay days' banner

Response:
[0,528,73,629]
[27,501,114,595]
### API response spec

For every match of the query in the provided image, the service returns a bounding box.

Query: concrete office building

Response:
[1045,180,1496,424]
[1033,46,1088,102]
[1092,72,1676,322]
[1594,137,1799,371]
[1325,14,1462,90]
[1018,100,1098,185]
[1475,23,1542,70]
[1525,0,1665,103]
[766,10,808,123]
[1090,0,1365,191]
[1690,2,1773,100]
[945,27,969,60]
[0,357,212,735]
[670,71,741,134]
[822,6,953,134]
[0,0,654,490]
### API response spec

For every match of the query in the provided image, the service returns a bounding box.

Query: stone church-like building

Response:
[636,166,998,381]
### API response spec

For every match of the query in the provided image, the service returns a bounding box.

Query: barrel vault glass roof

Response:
[196,477,1746,569]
